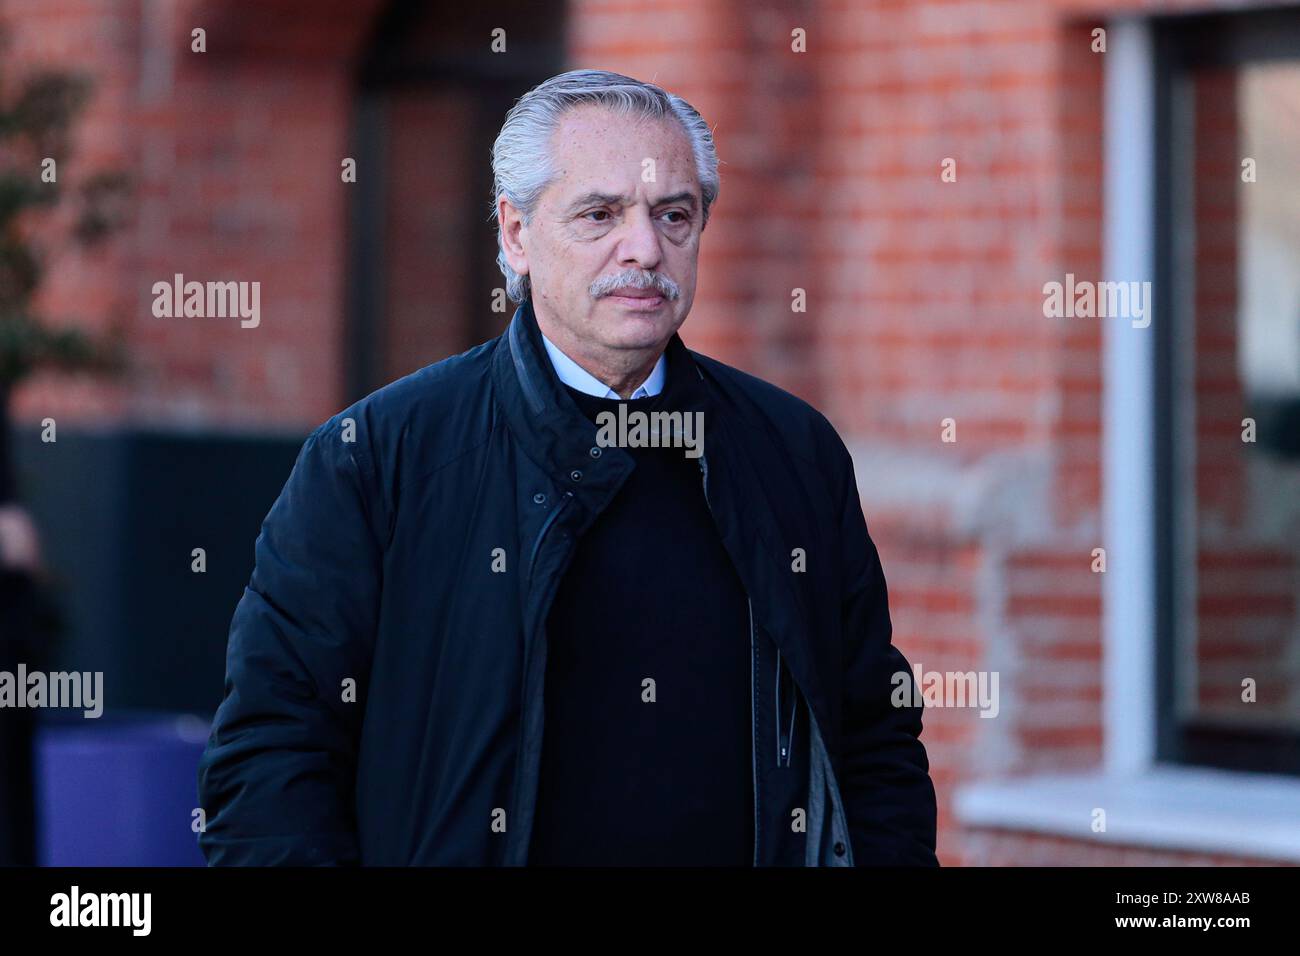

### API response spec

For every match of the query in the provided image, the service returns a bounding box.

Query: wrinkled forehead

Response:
[545,104,700,205]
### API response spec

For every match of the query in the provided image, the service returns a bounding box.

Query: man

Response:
[197,69,938,867]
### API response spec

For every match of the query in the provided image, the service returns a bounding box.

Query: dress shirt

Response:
[540,330,666,399]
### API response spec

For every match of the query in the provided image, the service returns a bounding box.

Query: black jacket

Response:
[196,298,939,866]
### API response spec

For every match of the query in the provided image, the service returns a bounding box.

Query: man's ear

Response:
[497,195,530,278]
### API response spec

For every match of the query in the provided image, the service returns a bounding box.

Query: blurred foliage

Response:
[0,54,131,389]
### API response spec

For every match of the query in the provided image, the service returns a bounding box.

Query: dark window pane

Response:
[1180,60,1300,736]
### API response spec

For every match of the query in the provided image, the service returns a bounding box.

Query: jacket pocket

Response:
[775,648,799,768]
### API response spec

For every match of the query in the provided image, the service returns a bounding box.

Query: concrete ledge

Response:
[953,765,1300,862]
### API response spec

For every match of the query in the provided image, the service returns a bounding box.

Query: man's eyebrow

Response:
[654,191,699,210]
[565,191,629,212]
[565,190,699,213]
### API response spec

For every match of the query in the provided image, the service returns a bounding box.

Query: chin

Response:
[611,315,678,348]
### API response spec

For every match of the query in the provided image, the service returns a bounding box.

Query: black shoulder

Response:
[310,335,500,480]
[691,349,852,476]
[330,336,496,429]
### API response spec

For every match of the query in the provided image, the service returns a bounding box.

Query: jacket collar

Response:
[491,297,711,491]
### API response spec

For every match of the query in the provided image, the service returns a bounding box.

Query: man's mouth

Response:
[607,287,666,309]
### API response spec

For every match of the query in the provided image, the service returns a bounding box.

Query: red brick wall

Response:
[4,0,383,429]
[964,829,1290,866]
[8,0,1295,866]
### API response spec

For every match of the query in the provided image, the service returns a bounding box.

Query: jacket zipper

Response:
[509,487,576,864]
[700,452,760,867]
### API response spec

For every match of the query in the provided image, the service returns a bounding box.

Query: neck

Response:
[602,359,661,400]
[533,308,665,400]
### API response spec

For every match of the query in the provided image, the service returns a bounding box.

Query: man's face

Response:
[502,104,703,357]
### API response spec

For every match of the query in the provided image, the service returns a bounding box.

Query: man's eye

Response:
[662,211,687,224]
[584,210,611,222]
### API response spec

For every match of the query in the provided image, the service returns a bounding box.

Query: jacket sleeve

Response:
[196,416,384,865]
[830,433,939,866]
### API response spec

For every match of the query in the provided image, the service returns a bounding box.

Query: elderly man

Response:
[197,69,937,867]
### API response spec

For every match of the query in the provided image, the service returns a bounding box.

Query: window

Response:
[953,12,1300,860]
[345,0,566,400]
[1155,9,1300,777]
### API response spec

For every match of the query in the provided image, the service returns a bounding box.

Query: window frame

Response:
[1152,7,1300,778]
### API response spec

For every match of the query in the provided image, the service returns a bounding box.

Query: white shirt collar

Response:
[540,331,666,399]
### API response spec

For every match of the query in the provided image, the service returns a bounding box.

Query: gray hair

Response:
[489,69,720,305]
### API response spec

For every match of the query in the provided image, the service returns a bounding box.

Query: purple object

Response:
[35,712,209,866]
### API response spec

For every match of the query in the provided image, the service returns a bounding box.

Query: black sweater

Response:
[527,382,754,866]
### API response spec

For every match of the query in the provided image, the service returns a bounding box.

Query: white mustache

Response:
[592,275,678,299]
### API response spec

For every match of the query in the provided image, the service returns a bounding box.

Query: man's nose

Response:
[615,207,663,271]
